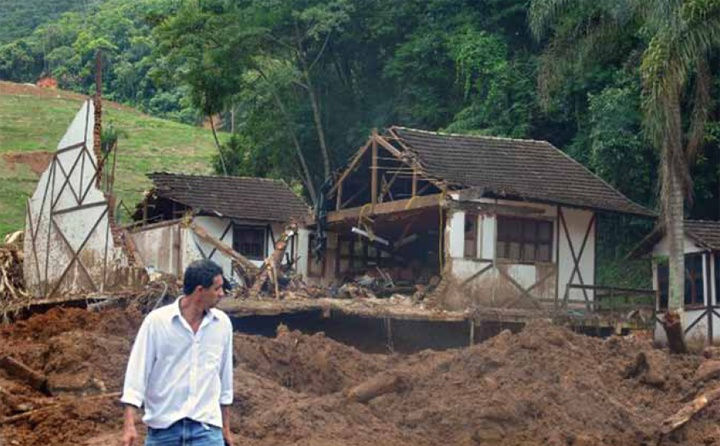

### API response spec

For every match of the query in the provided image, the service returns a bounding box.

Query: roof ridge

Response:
[391,125,550,145]
[149,171,289,184]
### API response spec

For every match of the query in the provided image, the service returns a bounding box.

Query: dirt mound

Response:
[0,307,140,343]
[234,325,390,396]
[3,308,720,445]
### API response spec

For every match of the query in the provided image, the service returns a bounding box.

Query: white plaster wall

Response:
[296,228,310,278]
[131,223,183,276]
[24,100,127,296]
[557,207,595,303]
[447,210,465,259]
[446,207,557,302]
[480,214,495,259]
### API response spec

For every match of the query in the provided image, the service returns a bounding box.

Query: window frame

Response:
[657,252,707,309]
[495,216,553,264]
[232,224,267,261]
[463,213,478,259]
[307,234,325,277]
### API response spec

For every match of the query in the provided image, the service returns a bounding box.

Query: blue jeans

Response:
[145,418,224,445]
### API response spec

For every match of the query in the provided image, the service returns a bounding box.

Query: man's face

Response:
[199,274,225,310]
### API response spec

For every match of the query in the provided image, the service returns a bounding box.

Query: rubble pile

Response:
[0,231,29,318]
[1,306,720,445]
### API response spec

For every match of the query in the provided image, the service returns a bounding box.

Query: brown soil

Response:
[3,151,55,175]
[1,307,719,446]
[0,80,138,113]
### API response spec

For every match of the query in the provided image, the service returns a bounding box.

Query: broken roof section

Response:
[387,126,655,217]
[144,172,311,222]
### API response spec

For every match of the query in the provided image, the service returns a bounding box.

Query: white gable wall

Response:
[444,197,595,306]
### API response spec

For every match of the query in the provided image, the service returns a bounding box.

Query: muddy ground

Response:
[0,305,719,445]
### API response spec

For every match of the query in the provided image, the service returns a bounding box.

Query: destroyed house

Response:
[632,220,720,343]
[312,126,655,310]
[130,173,310,282]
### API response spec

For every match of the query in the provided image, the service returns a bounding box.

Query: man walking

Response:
[121,259,234,445]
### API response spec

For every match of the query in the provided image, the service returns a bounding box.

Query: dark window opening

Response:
[496,216,552,263]
[657,253,706,309]
[464,214,478,258]
[308,234,324,277]
[233,225,266,260]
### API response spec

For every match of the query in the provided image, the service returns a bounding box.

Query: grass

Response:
[0,81,219,237]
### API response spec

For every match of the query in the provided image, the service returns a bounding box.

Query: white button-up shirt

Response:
[120,298,234,429]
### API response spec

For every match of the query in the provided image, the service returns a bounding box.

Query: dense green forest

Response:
[0,0,105,44]
[1,0,720,278]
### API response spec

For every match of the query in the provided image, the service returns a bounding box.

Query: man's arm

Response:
[221,405,234,445]
[220,319,234,445]
[120,315,155,444]
[122,405,139,446]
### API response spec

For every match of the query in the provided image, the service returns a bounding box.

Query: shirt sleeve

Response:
[219,320,234,405]
[120,314,156,408]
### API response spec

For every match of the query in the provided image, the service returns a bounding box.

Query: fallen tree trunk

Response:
[249,224,297,298]
[0,355,50,396]
[662,311,688,354]
[660,385,720,435]
[187,221,259,277]
[345,373,407,403]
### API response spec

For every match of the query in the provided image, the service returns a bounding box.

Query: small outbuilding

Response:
[130,173,311,283]
[632,220,720,344]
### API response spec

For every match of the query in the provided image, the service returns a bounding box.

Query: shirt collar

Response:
[171,296,220,322]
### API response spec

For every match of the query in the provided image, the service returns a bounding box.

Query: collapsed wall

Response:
[23,100,143,298]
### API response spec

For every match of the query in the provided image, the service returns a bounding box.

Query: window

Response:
[496,217,552,263]
[657,253,706,309]
[233,225,266,260]
[307,234,324,277]
[464,214,478,258]
[335,236,387,274]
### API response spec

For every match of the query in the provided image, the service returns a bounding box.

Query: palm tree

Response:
[529,0,720,352]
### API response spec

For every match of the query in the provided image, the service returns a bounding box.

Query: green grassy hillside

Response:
[0,81,218,236]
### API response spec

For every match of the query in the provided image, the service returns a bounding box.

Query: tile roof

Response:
[148,172,310,222]
[685,220,720,250]
[630,219,720,257]
[388,127,655,217]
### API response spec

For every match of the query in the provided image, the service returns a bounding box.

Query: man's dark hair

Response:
[183,259,223,295]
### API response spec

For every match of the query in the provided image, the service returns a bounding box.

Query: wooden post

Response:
[385,317,394,353]
[94,51,103,186]
[469,319,475,346]
[336,181,343,210]
[411,168,417,196]
[371,131,378,210]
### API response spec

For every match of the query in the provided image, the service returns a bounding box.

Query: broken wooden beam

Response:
[249,223,297,297]
[0,355,50,396]
[327,193,444,223]
[187,221,259,276]
[659,385,720,435]
[345,372,406,403]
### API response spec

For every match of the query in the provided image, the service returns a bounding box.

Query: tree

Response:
[530,0,720,351]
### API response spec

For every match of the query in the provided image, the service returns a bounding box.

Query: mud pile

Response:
[1,307,719,445]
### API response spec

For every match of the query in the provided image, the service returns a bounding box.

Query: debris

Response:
[0,355,49,396]
[659,386,720,435]
[187,220,259,278]
[345,372,407,403]
[249,223,297,298]
[623,350,667,388]
[694,360,720,383]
